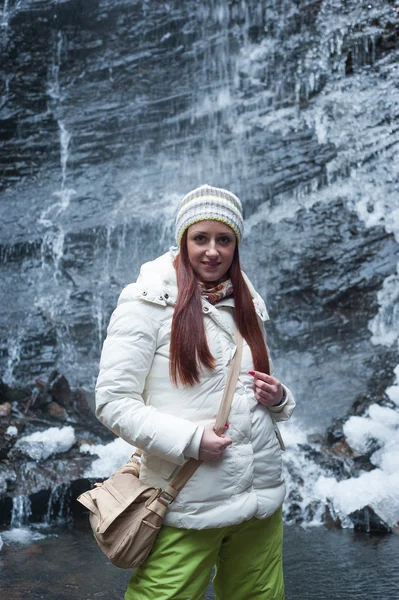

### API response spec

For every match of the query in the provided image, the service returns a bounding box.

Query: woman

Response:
[95,184,295,600]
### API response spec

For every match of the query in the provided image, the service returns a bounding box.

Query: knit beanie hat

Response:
[175,184,244,246]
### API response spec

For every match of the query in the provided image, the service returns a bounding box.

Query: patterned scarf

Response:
[199,279,233,305]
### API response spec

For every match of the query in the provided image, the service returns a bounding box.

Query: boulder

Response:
[349,506,392,534]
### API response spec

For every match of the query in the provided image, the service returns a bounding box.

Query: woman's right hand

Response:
[199,423,232,462]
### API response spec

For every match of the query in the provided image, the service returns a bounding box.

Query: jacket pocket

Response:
[160,459,179,481]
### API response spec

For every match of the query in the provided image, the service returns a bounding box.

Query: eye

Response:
[218,236,233,244]
[193,234,207,242]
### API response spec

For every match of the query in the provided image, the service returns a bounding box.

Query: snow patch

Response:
[80,437,135,478]
[15,426,75,461]
[386,364,399,406]
[343,404,398,454]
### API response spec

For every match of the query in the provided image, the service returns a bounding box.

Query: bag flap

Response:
[91,474,156,535]
[77,491,98,514]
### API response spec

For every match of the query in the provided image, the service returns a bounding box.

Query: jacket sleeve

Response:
[264,345,296,422]
[95,286,203,465]
[267,384,296,422]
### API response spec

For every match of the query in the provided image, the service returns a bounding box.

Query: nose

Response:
[205,240,219,259]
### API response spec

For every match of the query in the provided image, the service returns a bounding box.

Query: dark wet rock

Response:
[28,371,73,411]
[349,506,392,534]
[0,425,13,460]
[351,453,377,473]
[298,443,353,479]
[325,419,346,446]
[4,371,105,434]
[350,393,378,418]
[0,381,29,405]
[285,489,305,524]
[0,402,11,418]
[48,371,73,410]
[287,489,303,504]
[285,503,303,524]
[303,501,321,523]
[0,460,17,494]
[13,455,94,498]
[328,440,353,459]
[46,401,68,420]
[324,505,343,530]
[71,389,100,428]
[285,461,305,488]
[349,350,399,417]
[307,433,324,445]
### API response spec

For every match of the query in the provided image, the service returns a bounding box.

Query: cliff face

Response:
[1,0,399,428]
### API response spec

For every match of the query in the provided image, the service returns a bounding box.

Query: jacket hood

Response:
[135,248,269,321]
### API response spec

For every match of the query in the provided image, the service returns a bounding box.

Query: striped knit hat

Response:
[175,184,244,246]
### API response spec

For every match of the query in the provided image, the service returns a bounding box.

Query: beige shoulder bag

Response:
[77,327,243,569]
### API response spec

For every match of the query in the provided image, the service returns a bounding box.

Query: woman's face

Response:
[186,220,237,285]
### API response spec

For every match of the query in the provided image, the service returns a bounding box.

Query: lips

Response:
[202,262,220,267]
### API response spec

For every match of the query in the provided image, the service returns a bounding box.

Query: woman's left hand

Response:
[248,370,284,407]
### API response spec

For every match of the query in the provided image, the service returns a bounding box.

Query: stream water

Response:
[1,522,398,600]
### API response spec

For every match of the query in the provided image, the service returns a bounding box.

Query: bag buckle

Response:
[159,490,175,505]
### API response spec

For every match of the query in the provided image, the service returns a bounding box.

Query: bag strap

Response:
[163,325,243,501]
[213,325,243,436]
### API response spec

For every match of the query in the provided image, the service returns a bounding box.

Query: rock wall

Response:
[1,1,399,430]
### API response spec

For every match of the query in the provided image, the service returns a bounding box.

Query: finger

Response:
[255,389,273,401]
[255,389,274,402]
[249,371,279,385]
[255,390,274,405]
[213,424,230,437]
[254,380,279,396]
[254,379,280,394]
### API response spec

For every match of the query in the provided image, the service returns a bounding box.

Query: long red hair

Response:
[170,231,270,386]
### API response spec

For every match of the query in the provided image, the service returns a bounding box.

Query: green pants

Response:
[125,508,284,600]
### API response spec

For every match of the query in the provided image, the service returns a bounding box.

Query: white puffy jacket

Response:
[95,248,295,529]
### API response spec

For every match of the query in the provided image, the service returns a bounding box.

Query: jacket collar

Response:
[136,247,269,323]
